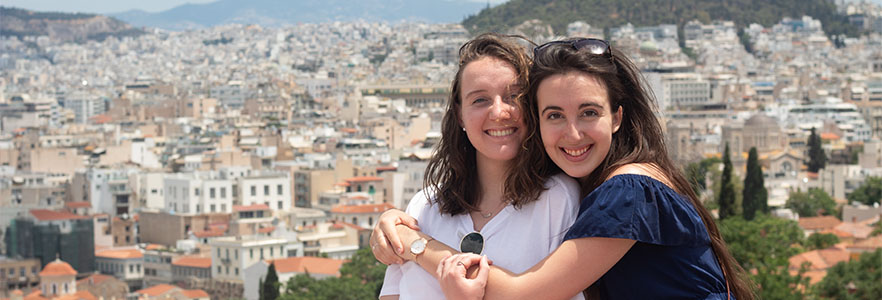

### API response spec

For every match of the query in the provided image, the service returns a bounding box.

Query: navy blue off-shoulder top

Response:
[564,174,731,300]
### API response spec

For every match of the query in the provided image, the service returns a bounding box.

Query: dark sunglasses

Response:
[533,38,612,59]
[460,232,484,255]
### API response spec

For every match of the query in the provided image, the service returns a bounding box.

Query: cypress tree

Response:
[807,127,826,173]
[718,143,737,219]
[261,262,280,300]
[742,147,767,220]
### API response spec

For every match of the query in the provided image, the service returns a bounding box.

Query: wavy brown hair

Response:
[518,39,755,299]
[424,33,546,215]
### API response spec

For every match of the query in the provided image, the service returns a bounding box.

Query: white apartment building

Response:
[94,248,144,290]
[771,98,873,142]
[62,93,105,124]
[71,168,139,216]
[133,172,166,210]
[209,236,289,281]
[164,172,235,214]
[647,73,712,110]
[237,172,291,211]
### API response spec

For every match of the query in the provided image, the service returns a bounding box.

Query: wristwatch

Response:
[410,237,434,260]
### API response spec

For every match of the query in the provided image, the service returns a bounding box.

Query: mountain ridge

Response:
[0,6,144,42]
[109,0,489,31]
[462,0,860,37]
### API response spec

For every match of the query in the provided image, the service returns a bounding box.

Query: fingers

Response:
[475,255,490,283]
[399,215,420,231]
[381,219,405,255]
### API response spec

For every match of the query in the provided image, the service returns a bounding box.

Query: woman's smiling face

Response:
[459,56,526,164]
[537,71,622,179]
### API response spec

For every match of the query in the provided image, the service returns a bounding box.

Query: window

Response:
[235,267,239,275]
[250,249,254,259]
[260,248,264,259]
[211,204,216,212]
[195,188,200,196]
[270,247,274,256]
[221,204,226,211]
[221,187,226,198]
[234,249,238,260]
[226,249,230,259]
[277,184,283,195]
[129,265,134,273]
[264,185,269,196]
[217,266,221,273]
[210,188,216,199]
[232,184,238,197]
[217,248,221,257]
[278,201,283,210]
[251,186,256,196]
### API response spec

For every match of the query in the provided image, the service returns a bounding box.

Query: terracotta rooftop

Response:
[789,247,850,284]
[193,229,226,238]
[233,204,270,212]
[376,166,397,171]
[173,256,212,269]
[268,257,346,276]
[847,235,882,251]
[258,226,276,233]
[64,202,91,209]
[96,249,143,260]
[179,289,210,299]
[39,259,77,276]
[344,176,383,183]
[144,244,165,251]
[331,203,395,214]
[820,132,841,140]
[135,284,177,297]
[798,216,842,231]
[833,222,874,239]
[30,209,88,222]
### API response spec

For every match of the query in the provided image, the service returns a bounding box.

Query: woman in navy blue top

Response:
[371,38,754,300]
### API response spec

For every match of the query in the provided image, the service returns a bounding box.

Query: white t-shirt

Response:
[379,173,584,300]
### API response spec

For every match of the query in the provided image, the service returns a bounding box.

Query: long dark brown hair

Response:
[518,39,755,299]
[424,33,546,215]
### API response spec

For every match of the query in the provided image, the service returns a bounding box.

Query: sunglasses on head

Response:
[533,38,612,59]
[460,232,484,255]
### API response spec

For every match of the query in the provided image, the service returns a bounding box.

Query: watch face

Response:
[410,238,427,255]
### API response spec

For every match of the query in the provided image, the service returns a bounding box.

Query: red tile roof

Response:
[96,249,143,259]
[376,166,397,171]
[64,201,91,209]
[344,176,383,183]
[847,235,882,251]
[39,259,77,276]
[173,256,211,269]
[331,222,366,231]
[798,216,842,231]
[258,226,276,233]
[135,284,177,297]
[30,209,88,222]
[144,244,165,251]
[789,247,850,284]
[179,289,209,299]
[193,229,226,238]
[331,203,395,214]
[268,257,346,276]
[233,204,270,212]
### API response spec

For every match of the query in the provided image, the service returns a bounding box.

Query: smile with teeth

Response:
[562,145,591,156]
[487,128,516,137]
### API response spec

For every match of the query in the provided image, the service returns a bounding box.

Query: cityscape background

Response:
[0,0,881,299]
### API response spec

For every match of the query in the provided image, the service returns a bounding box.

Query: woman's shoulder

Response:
[606,163,674,188]
[545,173,580,191]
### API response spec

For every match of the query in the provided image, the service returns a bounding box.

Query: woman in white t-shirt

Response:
[375,33,582,300]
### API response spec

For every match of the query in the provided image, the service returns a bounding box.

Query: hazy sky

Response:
[1,0,510,14]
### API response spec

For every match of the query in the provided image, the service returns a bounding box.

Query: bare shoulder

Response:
[607,163,675,187]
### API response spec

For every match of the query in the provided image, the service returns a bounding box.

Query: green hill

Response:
[462,0,860,37]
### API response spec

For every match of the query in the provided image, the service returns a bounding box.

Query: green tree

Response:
[805,232,840,251]
[261,262,280,300]
[847,176,882,206]
[814,249,882,300]
[742,147,767,220]
[685,157,721,197]
[719,215,809,299]
[718,143,737,219]
[785,188,836,217]
[280,248,387,300]
[806,127,826,173]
